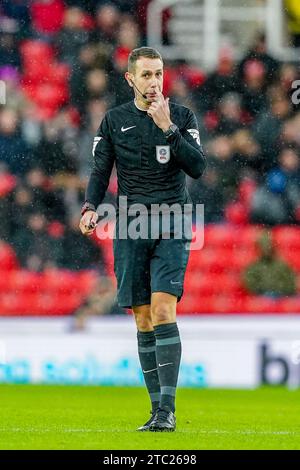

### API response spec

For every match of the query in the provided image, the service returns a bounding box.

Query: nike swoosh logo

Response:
[121,125,136,132]
[158,363,173,368]
[170,280,181,284]
[143,367,158,374]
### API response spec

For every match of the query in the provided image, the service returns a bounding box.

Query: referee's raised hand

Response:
[147,91,172,132]
[79,210,98,236]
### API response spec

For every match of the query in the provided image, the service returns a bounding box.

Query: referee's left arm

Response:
[167,110,206,179]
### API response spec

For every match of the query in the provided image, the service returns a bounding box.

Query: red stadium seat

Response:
[48,63,70,85]
[76,270,98,294]
[2,223,300,316]
[0,243,19,270]
[205,224,237,248]
[242,296,283,314]
[209,295,238,314]
[22,63,53,85]
[93,221,115,277]
[279,297,300,313]
[230,249,258,271]
[237,225,263,247]
[35,293,83,315]
[0,293,37,315]
[33,83,68,108]
[0,292,83,316]
[188,247,232,273]
[184,271,201,292]
[225,201,249,225]
[238,178,257,207]
[278,251,300,273]
[177,294,214,314]
[273,226,300,250]
[6,270,42,293]
[187,250,202,272]
[42,270,78,294]
[20,40,55,64]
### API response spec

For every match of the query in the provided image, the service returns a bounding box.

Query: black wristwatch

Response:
[163,123,178,140]
[81,201,96,216]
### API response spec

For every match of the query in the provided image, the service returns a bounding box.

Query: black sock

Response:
[137,330,160,413]
[154,322,181,413]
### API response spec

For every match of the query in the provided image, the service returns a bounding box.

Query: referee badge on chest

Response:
[156,145,170,164]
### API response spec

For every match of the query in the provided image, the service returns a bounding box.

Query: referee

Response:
[79,47,206,432]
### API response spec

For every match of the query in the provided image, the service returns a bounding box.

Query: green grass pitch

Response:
[0,384,300,450]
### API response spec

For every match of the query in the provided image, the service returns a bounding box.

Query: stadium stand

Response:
[0,1,300,316]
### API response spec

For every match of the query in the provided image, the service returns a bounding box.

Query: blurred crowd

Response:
[0,0,300,275]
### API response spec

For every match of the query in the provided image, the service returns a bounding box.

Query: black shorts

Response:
[113,213,191,308]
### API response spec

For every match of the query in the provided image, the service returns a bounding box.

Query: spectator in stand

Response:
[108,17,140,105]
[188,164,225,223]
[11,211,63,271]
[278,145,300,182]
[195,46,238,113]
[33,121,77,175]
[55,6,89,66]
[89,3,120,46]
[238,32,279,83]
[0,163,15,241]
[253,93,293,167]
[278,63,300,108]
[25,167,66,222]
[62,215,103,271]
[1,0,31,38]
[250,161,300,225]
[206,134,237,202]
[0,21,21,68]
[70,43,96,112]
[216,92,244,135]
[0,108,30,175]
[85,68,112,104]
[117,16,140,51]
[231,129,263,174]
[243,230,296,297]
[279,112,300,149]
[77,98,108,178]
[10,184,35,237]
[72,276,125,330]
[169,77,196,110]
[241,60,268,118]
[110,46,133,107]
[70,43,113,114]
[276,146,300,217]
[284,0,300,47]
[19,101,42,148]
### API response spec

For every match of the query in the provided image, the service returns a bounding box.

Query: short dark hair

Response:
[128,47,162,73]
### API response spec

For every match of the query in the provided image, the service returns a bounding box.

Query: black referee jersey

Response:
[85,100,206,209]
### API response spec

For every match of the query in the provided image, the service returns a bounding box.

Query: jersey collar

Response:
[134,99,148,112]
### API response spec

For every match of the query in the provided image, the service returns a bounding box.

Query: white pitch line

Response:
[0,428,300,436]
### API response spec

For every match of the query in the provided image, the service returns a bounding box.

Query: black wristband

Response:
[81,201,96,216]
[163,123,179,140]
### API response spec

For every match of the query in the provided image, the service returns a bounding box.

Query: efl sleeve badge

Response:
[156,145,170,164]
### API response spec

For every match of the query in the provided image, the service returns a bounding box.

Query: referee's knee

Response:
[151,302,175,325]
[132,305,153,331]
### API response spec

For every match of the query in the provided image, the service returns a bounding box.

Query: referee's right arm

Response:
[85,113,115,208]
[80,114,115,235]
